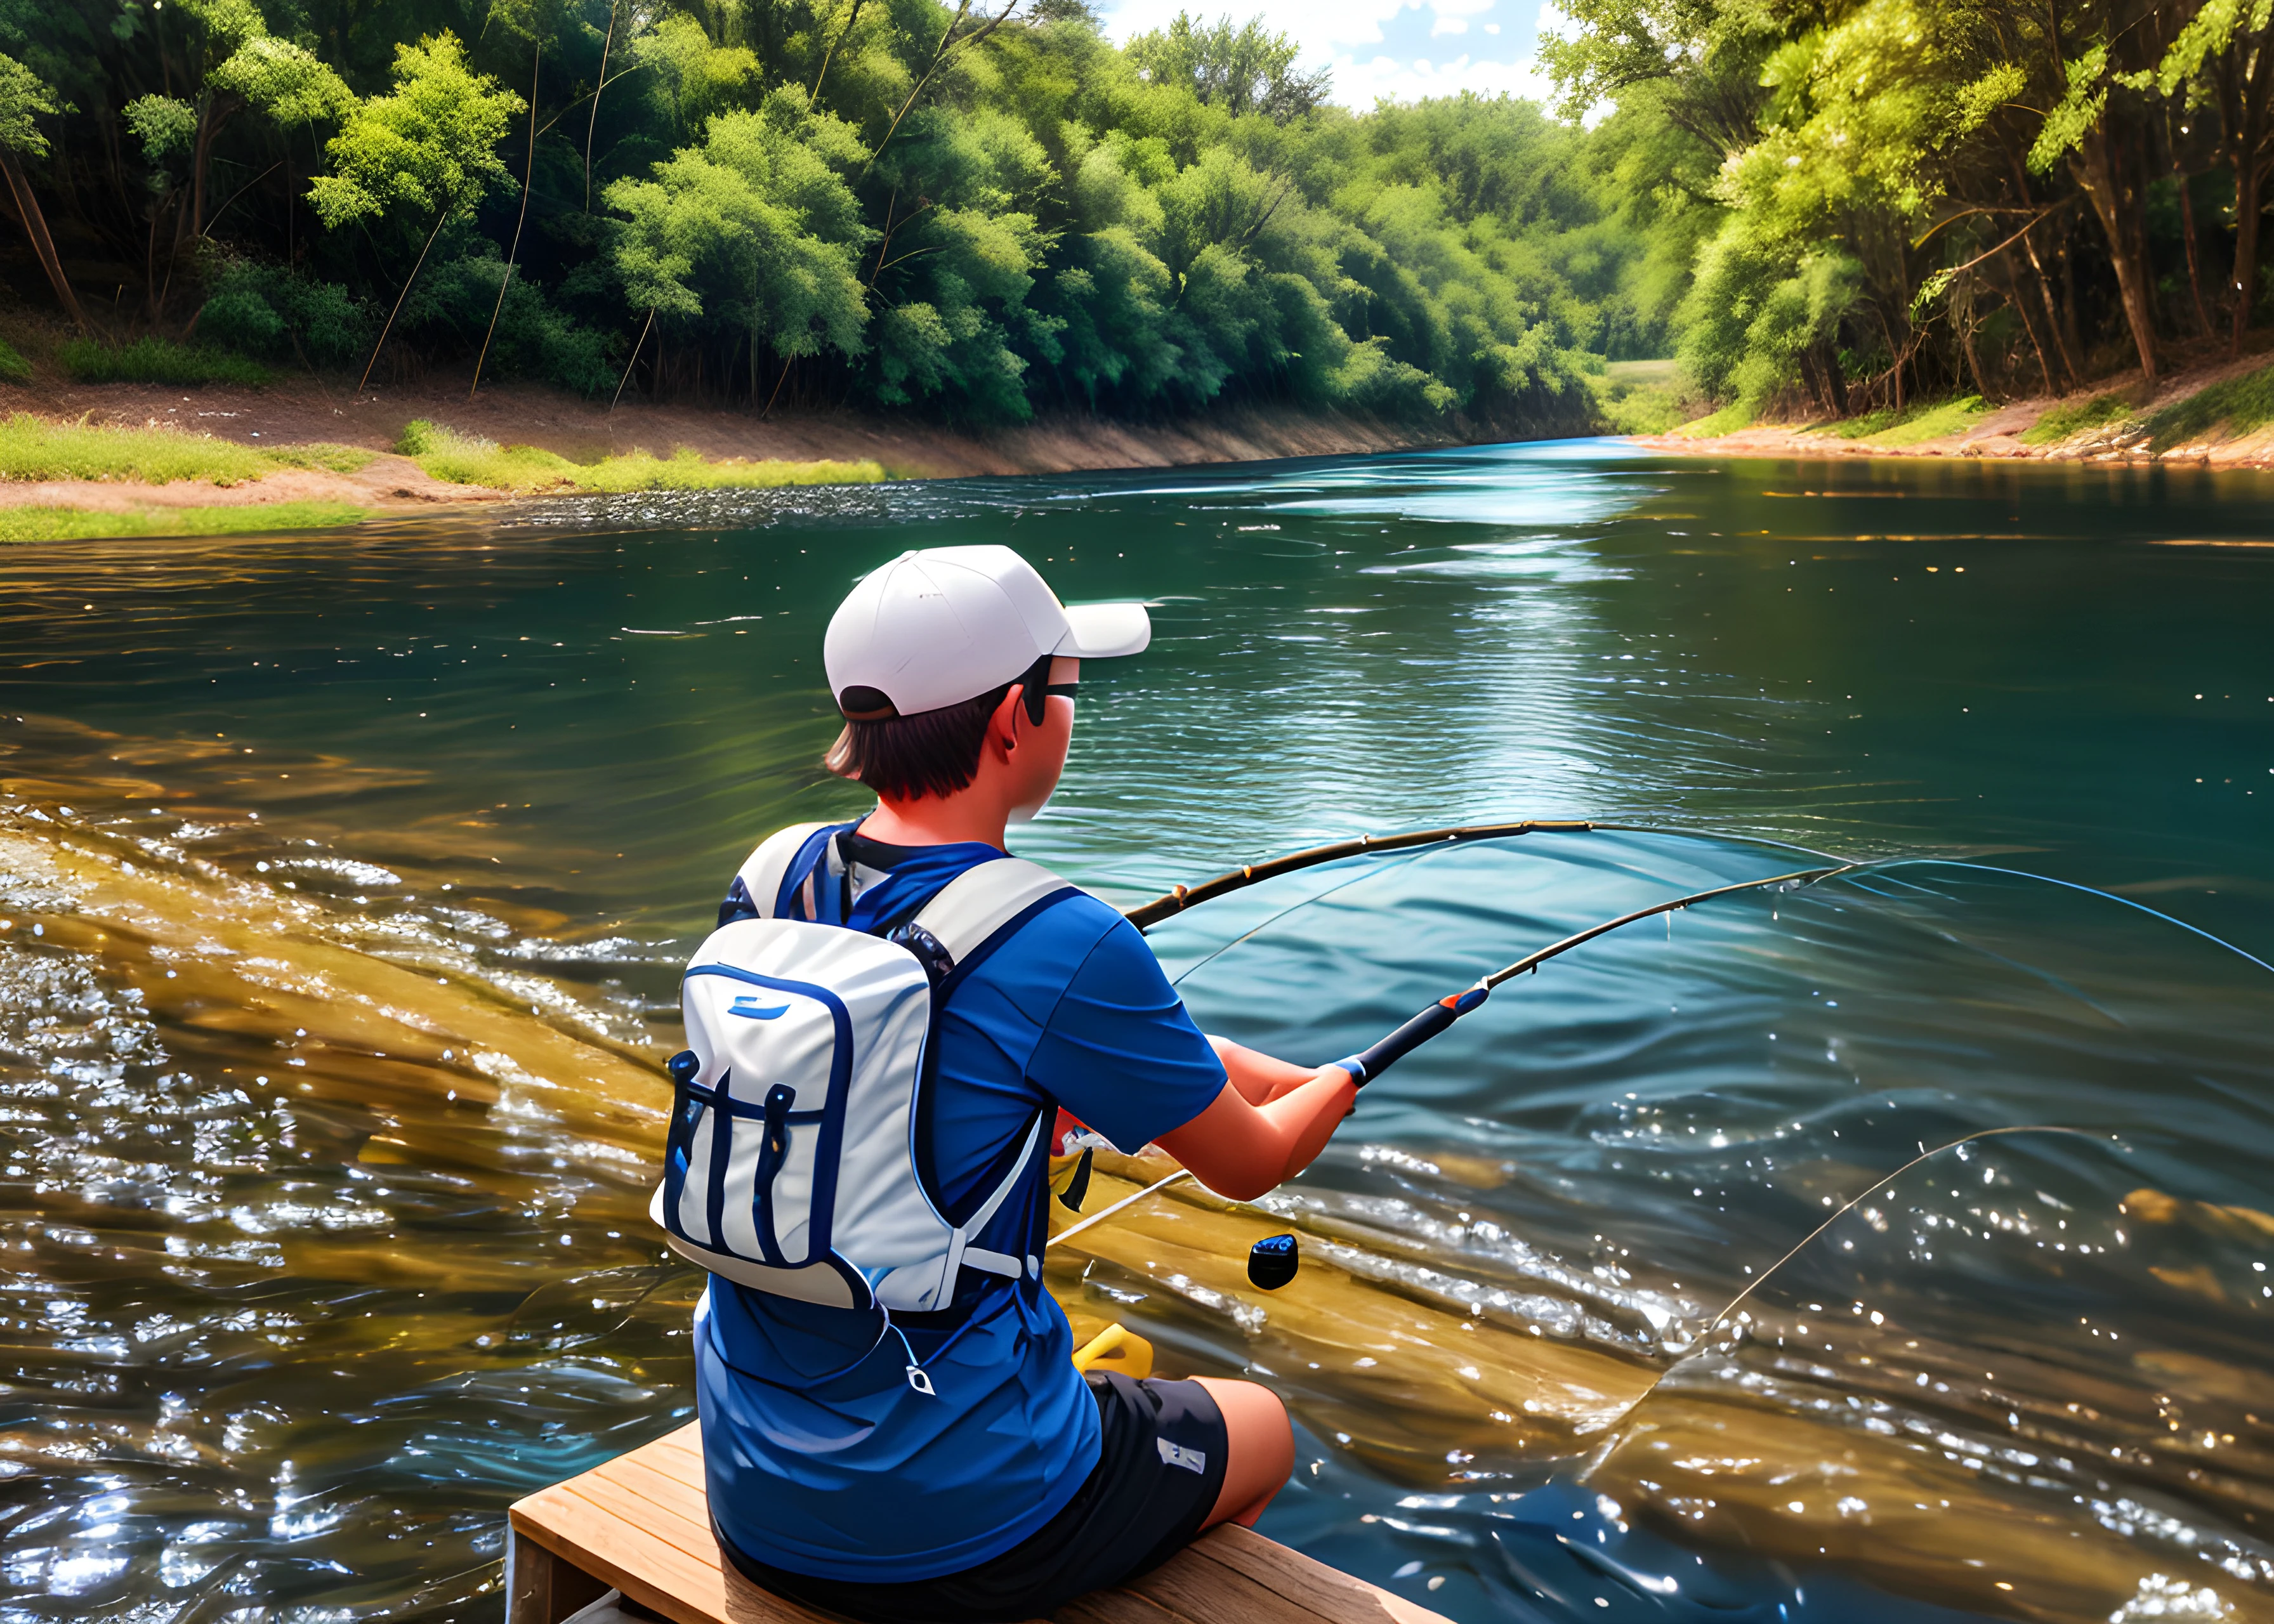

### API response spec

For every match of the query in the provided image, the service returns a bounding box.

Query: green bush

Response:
[1593,369,1688,435]
[58,337,270,387]
[200,261,374,372]
[2146,363,2274,451]
[2020,391,2134,445]
[0,339,31,384]
[0,501,366,542]
[407,255,619,397]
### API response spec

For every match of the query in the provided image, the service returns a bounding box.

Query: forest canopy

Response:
[0,0,2265,427]
[0,0,1683,428]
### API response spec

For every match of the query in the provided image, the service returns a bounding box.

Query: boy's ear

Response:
[988,685,1027,756]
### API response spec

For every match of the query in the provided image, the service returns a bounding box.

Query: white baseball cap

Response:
[824,546,1151,718]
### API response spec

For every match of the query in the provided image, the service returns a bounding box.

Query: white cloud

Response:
[1329,49,1553,105]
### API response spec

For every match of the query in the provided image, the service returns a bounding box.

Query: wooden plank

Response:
[522,1474,843,1624]
[594,1452,719,1536]
[1051,1590,1187,1624]
[513,1423,1456,1624]
[641,1420,704,1464]
[558,1475,729,1573]
[504,1524,610,1624]
[1129,1542,1351,1624]
[1181,1526,1453,1624]
[509,1496,733,1624]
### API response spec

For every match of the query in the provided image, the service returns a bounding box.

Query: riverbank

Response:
[1634,349,2274,466]
[0,374,1490,539]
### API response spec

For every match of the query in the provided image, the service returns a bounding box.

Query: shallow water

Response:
[1,443,2270,1623]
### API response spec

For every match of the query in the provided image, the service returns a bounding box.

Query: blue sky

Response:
[1094,0,1562,107]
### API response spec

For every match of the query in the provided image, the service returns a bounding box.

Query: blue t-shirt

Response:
[697,825,1228,1582]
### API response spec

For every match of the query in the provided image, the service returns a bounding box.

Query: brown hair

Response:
[824,655,1052,801]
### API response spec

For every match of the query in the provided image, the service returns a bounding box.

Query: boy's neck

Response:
[857,791,1009,852]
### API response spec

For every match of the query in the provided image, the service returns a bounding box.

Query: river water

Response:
[1,442,2270,1623]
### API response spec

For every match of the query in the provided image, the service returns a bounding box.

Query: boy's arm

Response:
[1155,1063,1356,1202]
[1208,1035,1319,1104]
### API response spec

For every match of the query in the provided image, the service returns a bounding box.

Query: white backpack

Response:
[649,823,1081,1317]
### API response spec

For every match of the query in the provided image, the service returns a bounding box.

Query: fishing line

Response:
[1164,839,1487,992]
[1048,856,1871,1249]
[1587,1124,2122,1435]
[1047,1168,1191,1250]
[1332,860,1865,1085]
[1695,1123,2114,1339]
[1897,860,2274,978]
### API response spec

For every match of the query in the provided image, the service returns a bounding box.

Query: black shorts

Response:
[716,1371,1230,1624]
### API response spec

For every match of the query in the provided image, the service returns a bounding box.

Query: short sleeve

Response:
[1025,915,1228,1153]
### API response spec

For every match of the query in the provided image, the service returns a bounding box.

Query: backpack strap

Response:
[909,856,1084,968]
[903,857,1088,1291]
[725,822,836,924]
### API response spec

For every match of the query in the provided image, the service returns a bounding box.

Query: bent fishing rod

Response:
[1051,850,1865,1253]
[1119,817,1844,931]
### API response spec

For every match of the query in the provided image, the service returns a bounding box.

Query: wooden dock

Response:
[507,1420,1456,1624]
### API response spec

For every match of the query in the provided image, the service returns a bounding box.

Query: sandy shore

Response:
[1631,350,2274,467]
[0,375,1498,519]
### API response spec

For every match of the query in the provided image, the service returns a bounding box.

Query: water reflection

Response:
[1,444,2271,1621]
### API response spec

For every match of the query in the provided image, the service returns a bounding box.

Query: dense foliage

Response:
[1542,0,2274,416]
[0,0,1684,429]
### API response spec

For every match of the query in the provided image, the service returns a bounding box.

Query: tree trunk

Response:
[1796,346,1826,415]
[2165,110,2214,338]
[2229,41,2274,357]
[1819,342,1850,416]
[0,147,84,329]
[1999,249,2056,394]
[2071,126,2160,379]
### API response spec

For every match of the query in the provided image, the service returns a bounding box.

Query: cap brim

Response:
[1055,601,1151,659]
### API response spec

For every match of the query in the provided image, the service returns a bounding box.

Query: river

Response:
[1,442,2269,1623]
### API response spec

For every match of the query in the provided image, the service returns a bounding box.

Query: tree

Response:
[2154,0,2274,355]
[0,51,79,327]
[1125,13,1329,122]
[605,86,871,402]
[310,32,525,390]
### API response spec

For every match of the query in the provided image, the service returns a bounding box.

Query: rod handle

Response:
[1336,985,1489,1086]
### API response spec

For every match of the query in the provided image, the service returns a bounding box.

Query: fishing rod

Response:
[1332,861,1860,1087]
[1049,856,1867,1270]
[1120,818,1846,931]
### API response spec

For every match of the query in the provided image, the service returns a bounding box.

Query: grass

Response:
[398,419,888,494]
[1672,401,1756,438]
[1841,395,1988,447]
[0,501,367,542]
[0,414,371,485]
[58,336,271,388]
[0,339,30,385]
[2020,391,2135,446]
[2144,362,2274,452]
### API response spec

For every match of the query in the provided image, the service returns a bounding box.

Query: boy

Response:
[694,545,1358,1623]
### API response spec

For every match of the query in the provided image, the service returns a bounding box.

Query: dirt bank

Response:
[0,455,489,514]
[0,372,1490,518]
[1631,349,2274,467]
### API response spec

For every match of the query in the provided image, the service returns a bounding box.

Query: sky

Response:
[1093,0,1563,108]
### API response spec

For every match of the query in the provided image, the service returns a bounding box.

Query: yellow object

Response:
[1070,1321,1153,1379]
